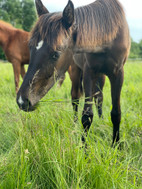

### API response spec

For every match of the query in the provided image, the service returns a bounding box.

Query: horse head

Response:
[17,0,75,111]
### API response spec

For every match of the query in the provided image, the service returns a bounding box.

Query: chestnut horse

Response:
[0,20,30,93]
[17,0,130,145]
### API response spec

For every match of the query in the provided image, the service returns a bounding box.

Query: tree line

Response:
[129,39,142,59]
[0,0,142,60]
[0,0,36,31]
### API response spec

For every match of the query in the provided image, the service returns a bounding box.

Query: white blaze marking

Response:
[18,96,24,105]
[36,40,44,50]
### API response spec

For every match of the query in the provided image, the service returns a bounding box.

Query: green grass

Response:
[0,61,142,189]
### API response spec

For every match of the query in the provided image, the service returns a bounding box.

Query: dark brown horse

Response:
[0,20,30,93]
[17,0,130,145]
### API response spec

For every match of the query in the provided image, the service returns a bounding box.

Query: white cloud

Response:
[119,0,142,19]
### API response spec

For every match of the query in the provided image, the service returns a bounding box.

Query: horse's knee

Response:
[111,110,121,126]
[94,92,103,118]
[82,110,93,132]
[71,89,78,100]
[15,85,19,93]
[71,83,82,99]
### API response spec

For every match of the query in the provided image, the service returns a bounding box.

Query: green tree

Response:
[129,39,141,59]
[21,0,37,31]
[0,47,6,60]
[138,40,142,58]
[0,0,22,27]
[0,0,36,29]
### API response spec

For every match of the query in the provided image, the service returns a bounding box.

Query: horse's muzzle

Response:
[16,96,36,112]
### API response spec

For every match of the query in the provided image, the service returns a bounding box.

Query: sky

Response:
[42,0,142,42]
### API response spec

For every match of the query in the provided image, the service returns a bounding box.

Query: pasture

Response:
[0,60,142,189]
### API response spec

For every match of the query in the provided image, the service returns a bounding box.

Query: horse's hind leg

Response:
[109,68,124,145]
[69,64,82,121]
[82,64,93,142]
[93,74,105,118]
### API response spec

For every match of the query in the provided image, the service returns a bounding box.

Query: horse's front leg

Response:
[12,61,21,93]
[69,64,83,121]
[109,68,124,145]
[82,64,93,142]
[93,74,105,118]
[20,64,26,79]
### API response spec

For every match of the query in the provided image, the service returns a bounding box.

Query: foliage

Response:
[21,0,37,31]
[0,0,36,30]
[0,47,6,60]
[129,39,142,59]
[139,40,142,57]
[0,0,23,27]
[0,61,142,188]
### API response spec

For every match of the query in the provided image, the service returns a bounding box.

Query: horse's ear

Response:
[62,0,74,29]
[35,0,49,17]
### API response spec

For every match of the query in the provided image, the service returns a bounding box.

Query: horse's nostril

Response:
[17,96,32,112]
[24,99,32,111]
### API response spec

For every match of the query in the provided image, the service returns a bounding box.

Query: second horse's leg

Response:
[12,61,21,93]
[109,68,124,146]
[93,74,105,118]
[82,64,93,143]
[20,64,26,79]
[69,63,83,121]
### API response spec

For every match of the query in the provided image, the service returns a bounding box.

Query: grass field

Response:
[0,61,142,189]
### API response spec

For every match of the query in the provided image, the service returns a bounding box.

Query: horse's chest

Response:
[85,53,107,73]
[73,54,85,70]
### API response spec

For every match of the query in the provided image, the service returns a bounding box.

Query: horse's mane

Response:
[74,0,125,49]
[29,0,126,50]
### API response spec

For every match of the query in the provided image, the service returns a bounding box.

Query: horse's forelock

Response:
[29,13,71,49]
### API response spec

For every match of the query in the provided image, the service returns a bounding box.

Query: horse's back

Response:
[6,29,30,64]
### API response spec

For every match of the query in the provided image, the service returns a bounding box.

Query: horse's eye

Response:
[51,52,60,61]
